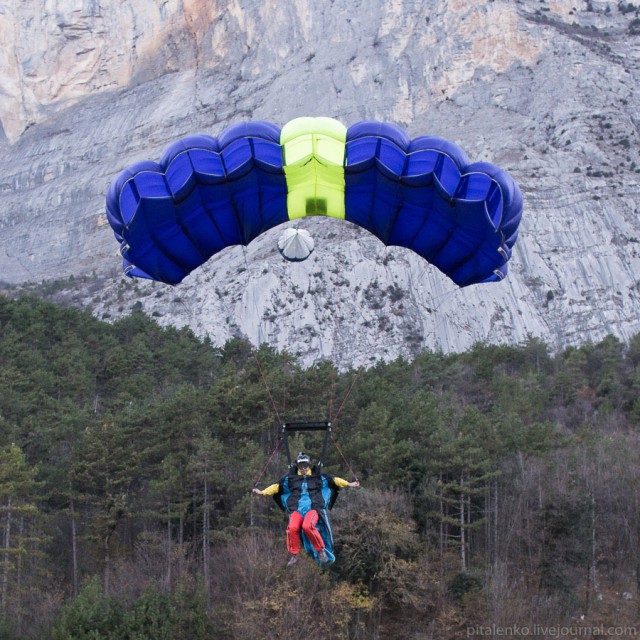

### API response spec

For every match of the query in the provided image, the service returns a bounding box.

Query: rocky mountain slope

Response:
[1,0,640,367]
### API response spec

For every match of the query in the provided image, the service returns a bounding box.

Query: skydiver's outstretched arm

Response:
[334,477,360,488]
[252,483,279,496]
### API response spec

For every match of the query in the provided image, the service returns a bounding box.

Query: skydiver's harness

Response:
[274,466,340,513]
[266,421,338,511]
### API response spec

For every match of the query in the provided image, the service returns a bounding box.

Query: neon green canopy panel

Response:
[280,117,346,220]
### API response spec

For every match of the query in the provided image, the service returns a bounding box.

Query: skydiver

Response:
[252,452,360,566]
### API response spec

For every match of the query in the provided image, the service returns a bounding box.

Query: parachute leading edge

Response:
[106,117,523,287]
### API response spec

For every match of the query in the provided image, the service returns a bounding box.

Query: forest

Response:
[0,295,638,639]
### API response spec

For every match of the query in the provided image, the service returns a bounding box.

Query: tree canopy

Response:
[0,296,638,639]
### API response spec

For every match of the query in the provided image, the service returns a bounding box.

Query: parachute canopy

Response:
[106,117,523,287]
[277,228,315,262]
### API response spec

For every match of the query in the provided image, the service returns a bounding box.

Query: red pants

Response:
[286,510,325,554]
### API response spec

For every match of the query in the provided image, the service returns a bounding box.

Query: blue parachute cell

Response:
[106,119,522,287]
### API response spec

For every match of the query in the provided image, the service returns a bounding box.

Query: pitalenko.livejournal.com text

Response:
[466,625,637,637]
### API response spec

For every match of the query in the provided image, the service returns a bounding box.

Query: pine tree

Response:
[0,443,42,632]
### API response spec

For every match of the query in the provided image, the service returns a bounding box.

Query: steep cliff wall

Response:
[1,0,639,367]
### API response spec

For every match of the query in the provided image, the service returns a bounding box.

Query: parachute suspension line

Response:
[253,435,283,488]
[407,258,460,314]
[324,363,360,481]
[331,366,363,423]
[328,368,337,421]
[251,349,290,488]
[252,349,283,425]
[431,286,462,314]
[172,284,196,332]
[329,217,350,367]
[333,439,359,482]
[331,319,341,366]
[282,350,287,417]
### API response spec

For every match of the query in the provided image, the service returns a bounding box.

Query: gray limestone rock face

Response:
[2,0,640,368]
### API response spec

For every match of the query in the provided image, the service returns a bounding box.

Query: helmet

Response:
[295,452,311,467]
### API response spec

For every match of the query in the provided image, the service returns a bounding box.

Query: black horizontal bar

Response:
[283,421,331,432]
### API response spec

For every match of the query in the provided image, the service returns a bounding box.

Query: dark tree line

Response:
[0,295,638,639]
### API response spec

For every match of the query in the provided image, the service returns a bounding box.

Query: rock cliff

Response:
[1,0,639,367]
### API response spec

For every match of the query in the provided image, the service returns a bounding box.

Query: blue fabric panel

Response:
[161,136,221,200]
[159,135,220,165]
[122,190,204,284]
[251,170,289,231]
[174,190,227,257]
[386,193,436,247]
[220,137,259,179]
[368,174,403,243]
[345,169,404,244]
[227,170,271,244]
[218,121,281,147]
[195,183,244,246]
[347,121,411,152]
[252,138,285,172]
[455,172,494,202]
[344,125,522,286]
[470,162,523,248]
[106,160,157,236]
[430,214,488,271]
[215,132,287,244]
[404,149,440,184]
[164,152,197,202]
[408,136,470,169]
[485,183,504,229]
[343,169,377,230]
[122,260,154,281]
[188,147,227,185]
[408,137,466,198]
[407,199,456,261]
[345,122,409,245]
[450,240,503,286]
[121,230,188,285]
[105,184,126,238]
[120,171,170,230]
[106,122,288,284]
[219,145,287,243]
[433,154,461,199]
[117,187,185,284]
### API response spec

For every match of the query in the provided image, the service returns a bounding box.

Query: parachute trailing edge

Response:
[106,117,523,287]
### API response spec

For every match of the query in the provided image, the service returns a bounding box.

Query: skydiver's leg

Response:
[301,510,325,551]
[286,511,304,555]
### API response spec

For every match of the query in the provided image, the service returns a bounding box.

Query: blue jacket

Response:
[275,470,339,515]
